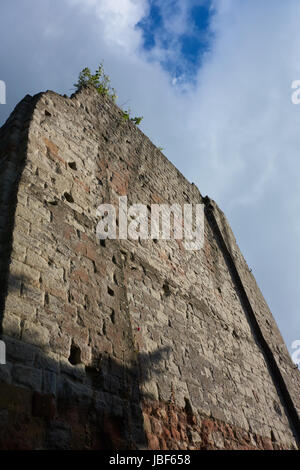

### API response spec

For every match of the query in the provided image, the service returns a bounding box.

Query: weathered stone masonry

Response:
[0,86,299,449]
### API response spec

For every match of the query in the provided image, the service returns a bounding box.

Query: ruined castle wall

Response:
[0,87,298,449]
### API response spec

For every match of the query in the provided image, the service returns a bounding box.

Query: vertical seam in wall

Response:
[203,197,300,448]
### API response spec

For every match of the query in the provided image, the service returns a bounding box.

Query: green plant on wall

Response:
[74,63,117,102]
[131,116,143,125]
[122,109,131,121]
[74,64,143,126]
[121,109,143,126]
[74,63,143,126]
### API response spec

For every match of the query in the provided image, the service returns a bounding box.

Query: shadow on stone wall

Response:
[1,272,171,449]
[0,296,170,449]
[0,275,170,450]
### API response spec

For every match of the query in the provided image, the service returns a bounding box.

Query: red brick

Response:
[171,426,181,441]
[75,242,87,256]
[74,177,90,193]
[71,268,89,283]
[147,434,160,450]
[63,225,76,240]
[86,245,98,261]
[261,437,273,450]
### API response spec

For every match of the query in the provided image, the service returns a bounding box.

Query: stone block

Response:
[12,365,42,391]
[4,337,36,366]
[22,321,50,350]
[43,370,57,395]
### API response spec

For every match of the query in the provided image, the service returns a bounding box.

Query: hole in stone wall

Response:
[108,287,114,297]
[45,110,52,117]
[232,329,239,339]
[64,192,74,203]
[68,161,77,171]
[113,273,118,285]
[100,239,106,247]
[55,163,62,174]
[184,397,193,415]
[68,343,81,365]
[84,294,90,311]
[163,281,171,297]
[110,309,115,324]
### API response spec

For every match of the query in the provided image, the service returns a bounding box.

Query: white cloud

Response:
[67,0,148,52]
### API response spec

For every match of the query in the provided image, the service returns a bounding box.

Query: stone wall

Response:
[0,86,299,449]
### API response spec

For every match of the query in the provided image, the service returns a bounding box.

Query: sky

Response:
[0,0,300,359]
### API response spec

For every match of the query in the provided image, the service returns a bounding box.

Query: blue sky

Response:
[136,0,213,82]
[0,0,300,359]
